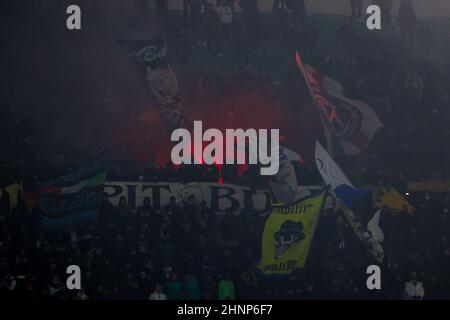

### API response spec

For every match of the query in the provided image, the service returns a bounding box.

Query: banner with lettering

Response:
[104,181,319,215]
[257,189,327,275]
[38,153,106,230]
[117,38,188,131]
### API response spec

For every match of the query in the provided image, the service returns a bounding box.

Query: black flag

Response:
[118,38,189,131]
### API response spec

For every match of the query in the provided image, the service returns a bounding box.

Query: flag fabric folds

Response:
[315,140,369,208]
[257,189,327,275]
[374,186,415,214]
[340,205,384,264]
[314,141,383,263]
[296,51,383,156]
[237,136,303,205]
[367,209,384,243]
[267,146,303,205]
[38,153,107,230]
[118,38,189,132]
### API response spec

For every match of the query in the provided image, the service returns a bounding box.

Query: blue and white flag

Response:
[315,141,368,208]
[315,141,383,262]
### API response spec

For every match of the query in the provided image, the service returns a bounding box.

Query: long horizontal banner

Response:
[4,181,444,214]
[104,182,319,214]
[407,182,450,193]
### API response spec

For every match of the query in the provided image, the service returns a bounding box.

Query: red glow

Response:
[110,73,319,168]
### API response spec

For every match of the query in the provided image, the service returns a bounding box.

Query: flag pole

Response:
[338,200,384,264]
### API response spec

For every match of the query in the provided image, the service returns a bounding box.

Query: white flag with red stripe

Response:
[296,51,383,156]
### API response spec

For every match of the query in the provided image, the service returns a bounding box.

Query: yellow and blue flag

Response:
[257,189,327,275]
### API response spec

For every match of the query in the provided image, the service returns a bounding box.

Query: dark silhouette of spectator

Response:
[272,0,289,35]
[182,0,193,27]
[0,187,10,212]
[217,0,233,56]
[184,273,201,299]
[350,0,364,22]
[204,2,220,56]
[166,272,182,300]
[288,0,306,27]
[238,0,260,64]
[398,0,417,53]
[191,0,207,44]
[374,0,393,26]
[154,0,169,24]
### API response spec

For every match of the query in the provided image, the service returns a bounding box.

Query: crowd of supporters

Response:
[1,182,450,299]
[166,0,450,186]
[1,0,449,187]
[1,0,450,299]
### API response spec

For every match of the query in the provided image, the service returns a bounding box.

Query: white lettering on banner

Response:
[103,182,318,214]
[122,45,168,63]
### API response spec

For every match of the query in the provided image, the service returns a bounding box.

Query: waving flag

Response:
[118,38,190,132]
[38,153,106,231]
[257,189,328,275]
[315,141,368,208]
[296,52,382,156]
[374,186,414,214]
[237,135,303,205]
[340,205,384,264]
[267,146,303,205]
[367,210,384,243]
[315,141,383,263]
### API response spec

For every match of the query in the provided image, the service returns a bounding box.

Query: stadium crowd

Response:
[1,0,450,299]
[1,1,449,187]
[1,186,450,299]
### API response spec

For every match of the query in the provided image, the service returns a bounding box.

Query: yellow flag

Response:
[257,189,327,275]
[374,186,414,214]
[5,183,21,212]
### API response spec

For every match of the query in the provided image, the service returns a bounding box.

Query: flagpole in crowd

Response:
[314,140,384,264]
